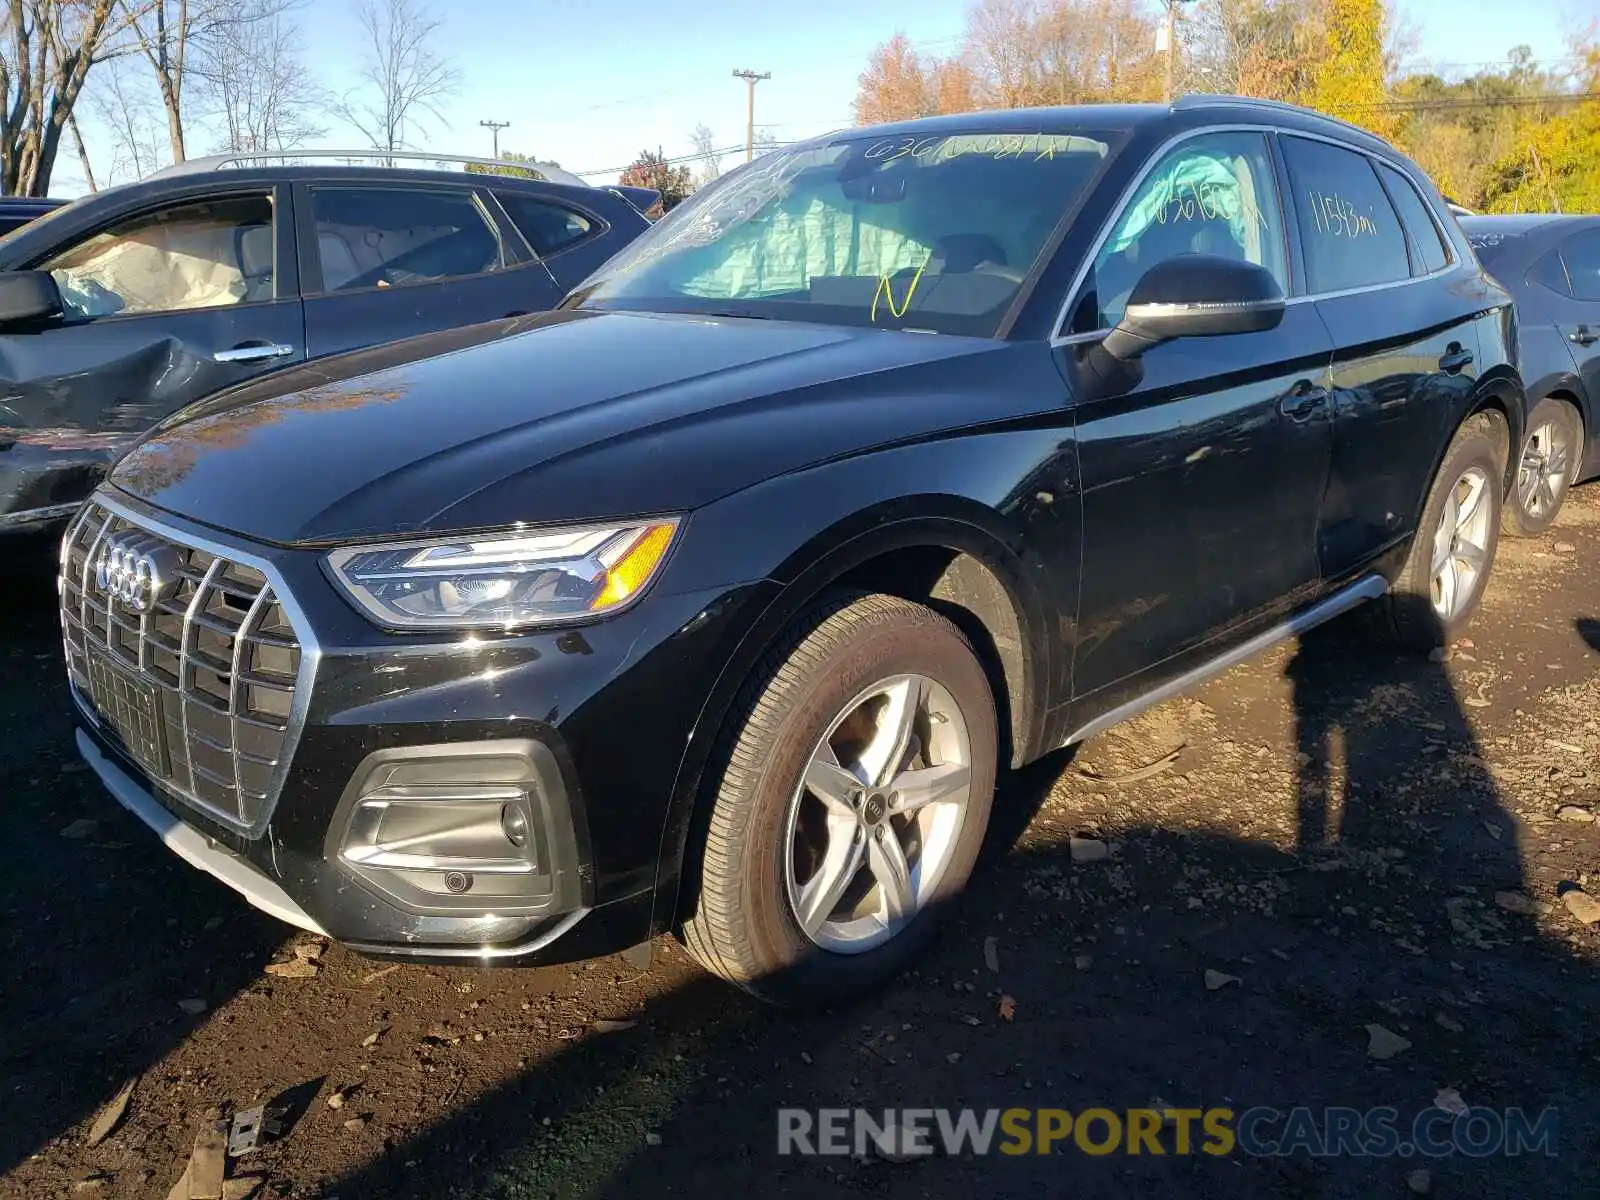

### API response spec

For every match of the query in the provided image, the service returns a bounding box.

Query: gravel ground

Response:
[2,489,1598,1200]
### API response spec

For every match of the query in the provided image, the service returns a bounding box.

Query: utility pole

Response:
[732,69,771,162]
[480,119,511,160]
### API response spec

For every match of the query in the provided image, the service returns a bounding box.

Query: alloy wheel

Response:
[1431,465,1493,620]
[1516,419,1573,522]
[783,673,972,954]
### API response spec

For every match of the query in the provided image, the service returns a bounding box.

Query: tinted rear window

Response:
[1561,229,1600,302]
[498,193,595,257]
[1281,137,1410,293]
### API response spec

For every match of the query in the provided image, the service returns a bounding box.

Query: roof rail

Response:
[150,149,589,188]
[1172,94,1382,140]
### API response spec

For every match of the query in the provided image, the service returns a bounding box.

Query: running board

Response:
[1061,575,1389,747]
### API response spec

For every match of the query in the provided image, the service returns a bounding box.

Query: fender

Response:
[1456,359,1527,501]
[646,431,1078,930]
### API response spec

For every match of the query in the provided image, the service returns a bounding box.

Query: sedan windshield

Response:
[572,127,1117,336]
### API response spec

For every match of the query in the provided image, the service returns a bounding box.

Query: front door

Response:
[0,188,304,524]
[1066,130,1334,702]
[296,182,564,359]
[1277,137,1479,579]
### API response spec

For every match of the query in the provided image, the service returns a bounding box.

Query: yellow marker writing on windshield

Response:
[871,257,930,324]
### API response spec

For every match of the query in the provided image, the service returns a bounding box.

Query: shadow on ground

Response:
[313,615,1597,1200]
[0,541,289,1176]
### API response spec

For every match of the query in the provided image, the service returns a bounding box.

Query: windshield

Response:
[572,127,1118,337]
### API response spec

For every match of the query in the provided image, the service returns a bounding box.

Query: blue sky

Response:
[56,0,1587,197]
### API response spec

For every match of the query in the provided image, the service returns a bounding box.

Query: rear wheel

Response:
[679,592,997,1006]
[1504,396,1582,536]
[1370,414,1505,652]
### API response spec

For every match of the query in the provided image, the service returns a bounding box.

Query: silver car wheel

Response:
[783,673,972,955]
[1431,465,1493,620]
[1516,419,1574,521]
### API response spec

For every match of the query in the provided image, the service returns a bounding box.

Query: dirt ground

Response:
[3,488,1598,1200]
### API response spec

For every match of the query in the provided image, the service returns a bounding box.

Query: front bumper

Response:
[78,727,329,936]
[67,488,772,964]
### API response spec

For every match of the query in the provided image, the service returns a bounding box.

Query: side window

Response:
[1280,138,1409,293]
[1560,230,1600,302]
[41,195,274,319]
[1377,162,1450,275]
[497,193,595,257]
[308,187,506,293]
[1077,132,1287,331]
[1528,246,1572,296]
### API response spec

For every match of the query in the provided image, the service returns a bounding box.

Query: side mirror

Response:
[1101,255,1285,362]
[0,270,62,325]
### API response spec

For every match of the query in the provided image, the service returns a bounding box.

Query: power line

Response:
[1354,91,1600,113]
[573,141,796,180]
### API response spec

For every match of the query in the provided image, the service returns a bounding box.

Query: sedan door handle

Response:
[1438,347,1475,374]
[1280,381,1328,419]
[1571,325,1598,347]
[214,342,295,364]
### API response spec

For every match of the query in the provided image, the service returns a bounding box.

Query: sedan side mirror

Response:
[1101,255,1285,362]
[0,269,63,325]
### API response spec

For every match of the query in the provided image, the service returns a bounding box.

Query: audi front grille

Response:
[59,498,310,833]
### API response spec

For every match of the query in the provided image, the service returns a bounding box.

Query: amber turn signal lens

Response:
[590,523,677,611]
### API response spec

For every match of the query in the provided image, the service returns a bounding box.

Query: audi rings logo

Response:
[94,535,182,613]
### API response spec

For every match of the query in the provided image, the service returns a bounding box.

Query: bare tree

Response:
[66,107,94,189]
[120,0,297,165]
[0,0,147,196]
[194,0,324,155]
[335,0,456,157]
[689,122,721,185]
[88,55,163,182]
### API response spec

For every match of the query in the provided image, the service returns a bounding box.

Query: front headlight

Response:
[325,518,680,630]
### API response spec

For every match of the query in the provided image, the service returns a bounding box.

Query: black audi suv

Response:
[62,98,1521,1005]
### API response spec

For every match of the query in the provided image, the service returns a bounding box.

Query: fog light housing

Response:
[329,740,584,918]
[501,803,529,848]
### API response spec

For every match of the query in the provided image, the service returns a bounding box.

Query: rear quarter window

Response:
[497,193,596,258]
[1376,162,1450,275]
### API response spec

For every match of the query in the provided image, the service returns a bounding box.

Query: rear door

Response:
[1548,228,1600,462]
[1279,135,1479,580]
[1067,129,1335,702]
[0,186,303,524]
[296,181,564,359]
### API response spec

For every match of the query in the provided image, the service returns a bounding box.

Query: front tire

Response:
[1371,414,1505,652]
[1504,396,1582,536]
[679,592,997,1006]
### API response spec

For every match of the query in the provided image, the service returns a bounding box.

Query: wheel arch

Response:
[1460,367,1525,496]
[653,499,1059,929]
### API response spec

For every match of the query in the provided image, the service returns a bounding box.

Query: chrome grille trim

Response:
[59,492,321,837]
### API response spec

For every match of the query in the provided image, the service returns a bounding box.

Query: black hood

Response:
[110,309,1036,545]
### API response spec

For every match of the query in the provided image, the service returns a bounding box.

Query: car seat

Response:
[235,224,274,302]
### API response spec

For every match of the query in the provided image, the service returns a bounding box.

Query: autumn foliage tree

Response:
[854,0,1160,126]
[619,147,694,212]
[1307,0,1400,139]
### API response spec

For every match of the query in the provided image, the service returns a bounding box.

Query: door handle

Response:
[1438,346,1474,374]
[1280,381,1328,419]
[1571,325,1598,347]
[214,342,295,364]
